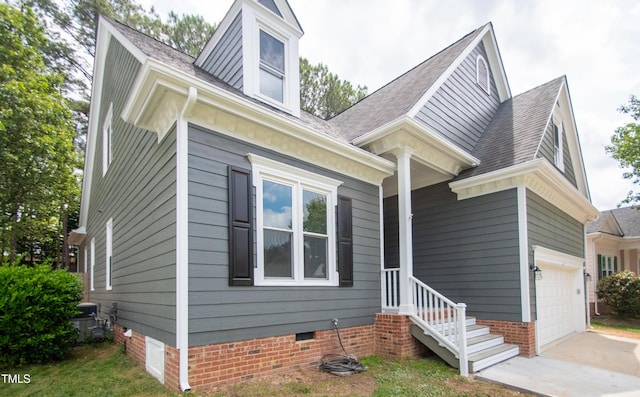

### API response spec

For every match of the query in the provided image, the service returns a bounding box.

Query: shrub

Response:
[0,261,83,367]
[597,270,640,318]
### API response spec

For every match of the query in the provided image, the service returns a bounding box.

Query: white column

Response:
[395,149,414,315]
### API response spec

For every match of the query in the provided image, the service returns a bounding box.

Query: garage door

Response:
[535,263,582,349]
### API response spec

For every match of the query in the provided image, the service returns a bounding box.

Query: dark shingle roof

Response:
[456,76,564,180]
[106,17,345,140]
[588,207,640,236]
[328,24,488,141]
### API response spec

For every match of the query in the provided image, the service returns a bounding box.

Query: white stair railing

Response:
[382,268,468,376]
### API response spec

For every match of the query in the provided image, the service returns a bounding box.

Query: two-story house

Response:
[70,0,599,392]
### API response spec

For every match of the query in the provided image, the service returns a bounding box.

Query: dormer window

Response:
[259,30,285,103]
[476,55,490,95]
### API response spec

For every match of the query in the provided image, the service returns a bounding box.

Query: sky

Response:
[139,0,640,211]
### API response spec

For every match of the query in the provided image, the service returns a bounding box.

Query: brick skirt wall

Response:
[113,314,431,392]
[187,324,375,390]
[475,319,536,356]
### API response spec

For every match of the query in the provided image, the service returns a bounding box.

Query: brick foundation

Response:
[114,322,379,392]
[187,324,375,390]
[373,313,427,358]
[475,319,536,356]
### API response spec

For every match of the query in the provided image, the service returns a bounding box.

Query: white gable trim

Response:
[534,78,590,199]
[195,0,302,67]
[449,158,600,224]
[75,17,148,233]
[407,24,510,118]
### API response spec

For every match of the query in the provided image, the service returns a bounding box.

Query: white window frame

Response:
[257,25,288,106]
[105,218,113,290]
[90,238,95,291]
[598,253,618,279]
[102,103,113,176]
[476,55,490,95]
[249,154,342,286]
[552,115,565,172]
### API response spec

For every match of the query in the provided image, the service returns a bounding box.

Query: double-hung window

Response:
[259,29,285,103]
[597,254,618,279]
[105,218,113,290]
[250,154,341,286]
[102,103,113,176]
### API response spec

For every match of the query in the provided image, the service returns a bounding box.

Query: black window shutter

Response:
[337,195,353,287]
[228,166,253,286]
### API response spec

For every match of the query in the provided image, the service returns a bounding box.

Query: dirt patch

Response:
[207,366,376,396]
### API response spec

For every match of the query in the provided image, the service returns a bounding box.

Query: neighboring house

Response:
[586,207,640,314]
[69,0,599,392]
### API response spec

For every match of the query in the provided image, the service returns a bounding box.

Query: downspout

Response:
[592,235,603,316]
[176,87,197,392]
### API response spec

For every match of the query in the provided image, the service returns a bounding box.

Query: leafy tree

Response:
[606,95,640,206]
[0,4,81,262]
[300,57,368,120]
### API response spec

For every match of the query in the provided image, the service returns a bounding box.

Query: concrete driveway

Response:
[476,331,640,396]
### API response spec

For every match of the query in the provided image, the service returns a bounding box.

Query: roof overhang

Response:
[353,115,480,178]
[450,158,600,224]
[121,58,395,186]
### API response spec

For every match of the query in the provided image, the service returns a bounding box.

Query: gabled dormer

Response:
[195,0,303,117]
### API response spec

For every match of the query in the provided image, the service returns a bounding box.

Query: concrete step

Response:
[468,343,520,373]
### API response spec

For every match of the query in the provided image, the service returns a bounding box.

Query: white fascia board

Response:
[407,24,507,117]
[77,17,148,230]
[123,59,395,185]
[449,158,600,223]
[353,115,480,168]
[481,26,511,101]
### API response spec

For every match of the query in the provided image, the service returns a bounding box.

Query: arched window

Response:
[476,55,490,95]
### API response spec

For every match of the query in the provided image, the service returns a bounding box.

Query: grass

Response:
[0,342,184,397]
[590,314,640,337]
[0,343,529,397]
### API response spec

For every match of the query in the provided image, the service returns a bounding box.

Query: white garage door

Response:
[535,263,583,349]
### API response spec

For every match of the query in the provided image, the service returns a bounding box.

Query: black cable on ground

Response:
[319,322,368,376]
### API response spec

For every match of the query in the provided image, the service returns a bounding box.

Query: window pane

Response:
[263,180,291,229]
[260,30,284,72]
[304,236,327,279]
[264,230,292,278]
[303,190,327,234]
[260,67,284,103]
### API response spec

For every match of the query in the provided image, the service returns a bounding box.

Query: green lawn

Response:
[0,343,183,397]
[0,343,529,397]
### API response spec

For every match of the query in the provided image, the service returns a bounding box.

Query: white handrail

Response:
[382,269,468,376]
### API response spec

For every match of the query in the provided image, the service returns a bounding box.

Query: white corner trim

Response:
[449,159,600,223]
[517,186,531,322]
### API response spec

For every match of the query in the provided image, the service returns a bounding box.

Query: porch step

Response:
[468,343,520,372]
[410,317,519,374]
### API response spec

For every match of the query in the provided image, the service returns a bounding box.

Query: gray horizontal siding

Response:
[385,183,522,321]
[537,121,577,187]
[200,11,243,90]
[187,124,382,346]
[415,42,501,152]
[82,39,177,346]
[527,189,584,320]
